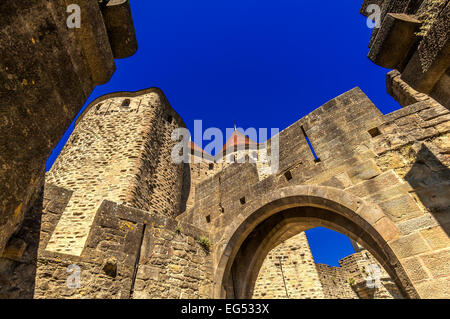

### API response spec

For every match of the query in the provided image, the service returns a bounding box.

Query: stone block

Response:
[1,237,27,261]
[368,13,421,69]
[420,226,450,250]
[415,277,450,299]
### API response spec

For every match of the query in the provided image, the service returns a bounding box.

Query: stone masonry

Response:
[253,232,324,299]
[0,1,448,299]
[0,0,137,256]
[1,82,448,299]
[360,0,449,107]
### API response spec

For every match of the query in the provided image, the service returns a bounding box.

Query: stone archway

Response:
[212,185,419,299]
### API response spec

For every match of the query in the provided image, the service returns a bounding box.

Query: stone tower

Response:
[44,89,184,256]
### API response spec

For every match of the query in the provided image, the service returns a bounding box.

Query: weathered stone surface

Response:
[414,277,450,298]
[0,0,137,255]
[361,0,450,107]
[420,250,450,278]
[1,237,27,261]
[1,79,449,299]
[253,233,325,299]
[421,226,450,250]
[378,194,424,222]
[402,257,430,283]
[390,232,431,259]
[102,0,138,59]
[368,13,421,69]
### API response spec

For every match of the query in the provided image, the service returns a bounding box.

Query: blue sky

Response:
[47,1,400,266]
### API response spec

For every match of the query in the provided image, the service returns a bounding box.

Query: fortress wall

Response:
[252,232,324,299]
[252,233,400,299]
[183,88,449,298]
[181,154,219,215]
[315,263,358,299]
[44,90,185,256]
[3,86,447,298]
[361,0,450,108]
[364,99,450,298]
[338,250,402,299]
[0,183,213,299]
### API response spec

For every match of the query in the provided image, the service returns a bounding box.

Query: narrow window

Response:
[205,215,211,223]
[209,163,214,170]
[240,197,246,205]
[301,126,320,163]
[368,127,381,137]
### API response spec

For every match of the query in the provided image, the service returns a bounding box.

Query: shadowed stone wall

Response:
[0,0,137,255]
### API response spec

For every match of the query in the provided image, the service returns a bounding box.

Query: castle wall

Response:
[252,232,402,299]
[361,0,450,108]
[252,232,324,299]
[0,0,138,256]
[0,183,213,299]
[338,250,402,299]
[2,86,448,299]
[0,0,114,256]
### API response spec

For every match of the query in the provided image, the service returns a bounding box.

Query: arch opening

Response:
[213,189,419,299]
